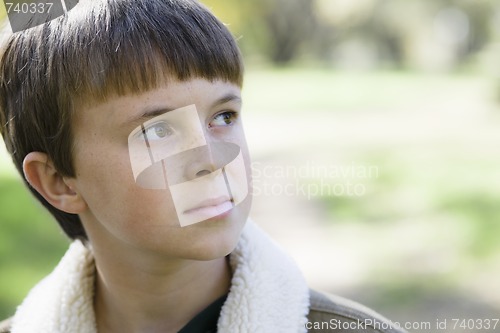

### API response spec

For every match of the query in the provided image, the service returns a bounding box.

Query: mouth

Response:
[183,196,234,217]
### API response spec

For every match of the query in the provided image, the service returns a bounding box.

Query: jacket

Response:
[0,221,407,333]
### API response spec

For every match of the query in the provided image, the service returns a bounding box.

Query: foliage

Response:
[207,0,498,69]
[1,0,497,68]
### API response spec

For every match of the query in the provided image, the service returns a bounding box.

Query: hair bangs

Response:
[55,0,243,105]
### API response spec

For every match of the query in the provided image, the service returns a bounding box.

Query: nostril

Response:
[196,169,211,177]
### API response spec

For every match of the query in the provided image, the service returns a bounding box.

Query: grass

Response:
[242,68,493,114]
[0,175,68,318]
[244,69,500,257]
[243,68,500,319]
[318,151,500,256]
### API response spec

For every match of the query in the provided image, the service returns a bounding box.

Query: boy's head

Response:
[0,0,246,242]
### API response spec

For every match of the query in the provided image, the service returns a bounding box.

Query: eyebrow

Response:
[212,94,241,108]
[124,93,242,127]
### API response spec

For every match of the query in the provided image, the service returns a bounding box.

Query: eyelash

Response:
[209,111,239,128]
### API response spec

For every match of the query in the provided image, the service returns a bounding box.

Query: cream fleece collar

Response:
[11,221,310,333]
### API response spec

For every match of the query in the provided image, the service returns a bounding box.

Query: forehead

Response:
[72,78,242,130]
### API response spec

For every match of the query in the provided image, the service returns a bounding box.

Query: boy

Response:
[0,0,407,332]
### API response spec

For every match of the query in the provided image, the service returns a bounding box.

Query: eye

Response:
[142,122,173,141]
[210,111,238,128]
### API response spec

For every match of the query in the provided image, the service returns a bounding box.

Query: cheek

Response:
[74,145,173,220]
[242,151,253,196]
[83,178,179,229]
[76,150,133,195]
[120,189,178,226]
[228,129,252,195]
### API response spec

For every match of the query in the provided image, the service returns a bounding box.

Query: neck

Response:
[93,246,231,333]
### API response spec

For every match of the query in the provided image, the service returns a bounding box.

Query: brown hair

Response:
[0,0,244,240]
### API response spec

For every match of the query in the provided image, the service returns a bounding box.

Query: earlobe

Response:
[23,152,87,214]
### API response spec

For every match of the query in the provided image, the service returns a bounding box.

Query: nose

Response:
[185,144,217,180]
[162,144,220,186]
[196,169,212,177]
[190,141,239,179]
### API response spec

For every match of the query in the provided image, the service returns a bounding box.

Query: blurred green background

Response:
[1,0,500,331]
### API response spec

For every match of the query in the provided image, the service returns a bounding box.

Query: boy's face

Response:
[68,78,252,259]
[128,104,248,227]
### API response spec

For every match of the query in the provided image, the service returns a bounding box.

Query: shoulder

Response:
[307,289,407,333]
[0,317,11,333]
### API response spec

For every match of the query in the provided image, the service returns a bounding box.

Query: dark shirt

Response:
[177,294,227,333]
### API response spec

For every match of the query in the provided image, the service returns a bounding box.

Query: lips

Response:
[183,196,234,217]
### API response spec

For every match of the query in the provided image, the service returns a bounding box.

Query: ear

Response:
[23,152,87,214]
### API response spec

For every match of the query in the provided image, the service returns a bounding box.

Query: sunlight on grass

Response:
[243,69,492,114]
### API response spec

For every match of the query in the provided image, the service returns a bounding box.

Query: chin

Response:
[184,226,242,261]
[186,198,251,261]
